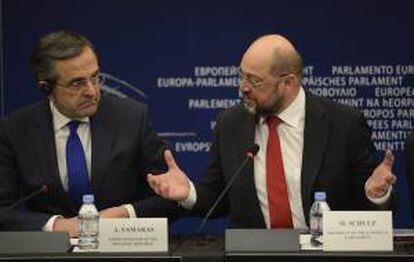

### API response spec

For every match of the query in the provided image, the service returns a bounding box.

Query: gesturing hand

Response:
[147,150,191,201]
[366,149,397,198]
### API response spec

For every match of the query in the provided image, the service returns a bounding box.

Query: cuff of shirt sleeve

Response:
[43,215,63,232]
[123,204,137,218]
[365,180,392,205]
[179,180,197,210]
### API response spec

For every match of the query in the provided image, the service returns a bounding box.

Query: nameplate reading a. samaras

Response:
[99,218,168,252]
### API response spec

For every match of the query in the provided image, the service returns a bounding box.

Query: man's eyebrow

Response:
[68,69,100,83]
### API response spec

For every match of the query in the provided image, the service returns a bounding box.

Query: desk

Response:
[227,249,414,262]
[177,236,414,262]
[174,235,224,262]
[0,235,413,262]
[0,253,181,262]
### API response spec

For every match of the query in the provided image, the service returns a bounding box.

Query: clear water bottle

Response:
[309,191,330,247]
[78,194,99,250]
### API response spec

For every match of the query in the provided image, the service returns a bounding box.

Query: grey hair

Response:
[30,30,96,86]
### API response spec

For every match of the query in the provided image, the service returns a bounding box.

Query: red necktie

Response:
[266,116,293,228]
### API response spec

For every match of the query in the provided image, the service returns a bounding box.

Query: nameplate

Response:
[99,218,168,252]
[323,211,392,251]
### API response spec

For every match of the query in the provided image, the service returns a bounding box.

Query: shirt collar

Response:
[49,99,89,132]
[259,86,305,128]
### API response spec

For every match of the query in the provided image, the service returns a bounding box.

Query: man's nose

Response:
[239,80,252,94]
[83,81,99,96]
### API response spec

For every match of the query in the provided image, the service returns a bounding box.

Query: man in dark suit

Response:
[147,34,396,229]
[405,132,414,209]
[0,30,177,236]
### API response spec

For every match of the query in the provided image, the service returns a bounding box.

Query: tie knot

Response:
[67,121,80,133]
[266,116,281,129]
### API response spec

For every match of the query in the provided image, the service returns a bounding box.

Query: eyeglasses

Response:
[55,73,104,91]
[238,68,264,89]
[238,68,290,90]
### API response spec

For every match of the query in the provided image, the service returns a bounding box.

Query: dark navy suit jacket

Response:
[0,94,178,230]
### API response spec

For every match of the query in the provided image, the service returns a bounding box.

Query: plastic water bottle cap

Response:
[314,191,326,201]
[82,194,94,204]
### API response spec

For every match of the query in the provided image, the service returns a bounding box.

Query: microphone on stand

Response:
[0,185,49,226]
[149,136,173,175]
[3,185,48,210]
[0,185,72,253]
[173,145,259,252]
[198,144,260,234]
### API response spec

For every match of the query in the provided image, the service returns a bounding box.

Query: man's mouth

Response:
[79,100,97,109]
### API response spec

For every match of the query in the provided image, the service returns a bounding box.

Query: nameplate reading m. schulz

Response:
[99,218,168,252]
[323,211,392,251]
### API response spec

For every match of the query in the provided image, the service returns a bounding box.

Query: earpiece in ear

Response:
[38,80,51,94]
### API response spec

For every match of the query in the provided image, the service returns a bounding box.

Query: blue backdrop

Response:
[1,0,413,234]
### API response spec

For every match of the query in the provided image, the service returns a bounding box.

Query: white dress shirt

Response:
[254,87,307,229]
[43,100,136,231]
[51,100,91,190]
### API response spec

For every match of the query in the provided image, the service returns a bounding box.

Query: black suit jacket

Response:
[0,95,179,230]
[405,132,414,210]
[193,92,380,228]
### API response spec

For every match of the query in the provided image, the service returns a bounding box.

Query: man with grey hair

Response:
[148,34,396,229]
[0,30,178,236]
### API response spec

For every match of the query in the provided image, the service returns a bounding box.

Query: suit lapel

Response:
[32,100,78,213]
[236,110,266,227]
[237,110,256,185]
[301,94,330,222]
[90,96,113,194]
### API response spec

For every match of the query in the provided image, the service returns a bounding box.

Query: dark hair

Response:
[30,30,97,89]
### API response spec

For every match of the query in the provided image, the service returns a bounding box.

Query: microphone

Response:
[8,185,48,210]
[198,144,260,233]
[171,145,259,251]
[149,137,173,175]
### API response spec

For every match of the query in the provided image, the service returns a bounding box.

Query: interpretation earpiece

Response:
[38,80,52,94]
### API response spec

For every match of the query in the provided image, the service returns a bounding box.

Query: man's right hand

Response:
[147,150,190,201]
[53,217,78,237]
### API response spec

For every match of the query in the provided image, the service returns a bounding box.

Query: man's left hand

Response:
[99,206,129,218]
[366,149,397,198]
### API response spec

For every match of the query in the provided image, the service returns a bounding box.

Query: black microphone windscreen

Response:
[247,144,260,156]
[41,185,49,194]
